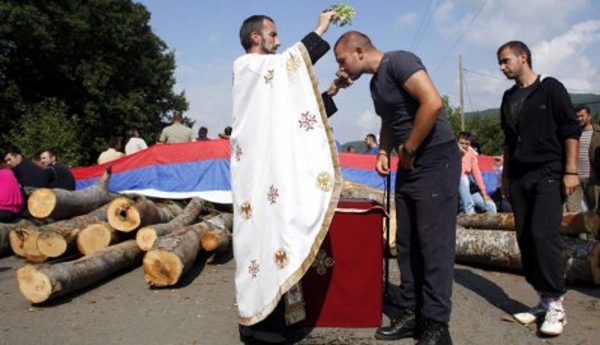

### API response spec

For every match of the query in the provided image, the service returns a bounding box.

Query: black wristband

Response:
[564,172,578,176]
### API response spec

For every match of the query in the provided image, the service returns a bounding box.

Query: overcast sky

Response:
[137,0,600,144]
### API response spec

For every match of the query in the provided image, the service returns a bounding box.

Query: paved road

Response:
[0,253,598,345]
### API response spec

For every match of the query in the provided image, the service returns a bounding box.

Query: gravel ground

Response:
[0,252,598,345]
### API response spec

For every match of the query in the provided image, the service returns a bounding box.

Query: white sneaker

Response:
[513,294,552,324]
[513,303,548,324]
[540,299,567,336]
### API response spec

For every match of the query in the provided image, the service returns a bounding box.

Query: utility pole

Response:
[459,54,465,131]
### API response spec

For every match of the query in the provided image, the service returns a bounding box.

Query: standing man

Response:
[333,31,460,344]
[40,149,76,190]
[159,112,196,143]
[497,41,580,336]
[232,10,345,344]
[565,104,600,212]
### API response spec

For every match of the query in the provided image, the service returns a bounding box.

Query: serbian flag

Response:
[72,142,500,202]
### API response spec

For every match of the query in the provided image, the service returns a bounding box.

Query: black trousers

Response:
[508,161,566,297]
[387,143,460,323]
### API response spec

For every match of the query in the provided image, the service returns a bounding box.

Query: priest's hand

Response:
[314,10,337,36]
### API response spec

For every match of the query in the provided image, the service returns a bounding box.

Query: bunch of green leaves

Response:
[331,4,355,27]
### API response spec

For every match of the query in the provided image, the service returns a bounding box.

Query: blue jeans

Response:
[459,175,497,215]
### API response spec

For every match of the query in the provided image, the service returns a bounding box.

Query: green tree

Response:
[4,98,84,167]
[0,0,188,164]
[442,95,504,155]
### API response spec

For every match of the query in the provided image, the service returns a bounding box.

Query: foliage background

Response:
[0,0,189,165]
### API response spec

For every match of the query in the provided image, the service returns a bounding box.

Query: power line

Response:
[410,0,437,50]
[433,0,491,74]
[463,68,504,81]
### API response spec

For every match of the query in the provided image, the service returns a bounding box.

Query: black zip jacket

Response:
[500,76,581,166]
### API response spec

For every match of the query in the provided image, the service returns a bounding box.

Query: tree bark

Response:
[589,240,600,284]
[561,236,596,284]
[27,167,115,220]
[456,226,599,285]
[143,213,232,287]
[76,221,120,255]
[457,212,596,237]
[455,226,522,270]
[106,195,183,232]
[35,204,110,259]
[200,213,233,252]
[456,213,516,230]
[16,240,143,304]
[136,197,208,251]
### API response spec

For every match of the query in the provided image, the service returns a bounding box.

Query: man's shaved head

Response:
[334,31,374,52]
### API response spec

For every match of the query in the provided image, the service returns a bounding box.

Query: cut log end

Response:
[143,250,183,287]
[107,197,141,232]
[9,229,27,257]
[37,231,68,258]
[77,222,118,255]
[17,265,53,304]
[27,188,57,219]
[201,232,220,252]
[136,227,158,251]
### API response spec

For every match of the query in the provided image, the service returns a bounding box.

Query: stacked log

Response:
[76,221,120,255]
[136,197,207,251]
[27,168,116,220]
[457,212,600,237]
[143,213,233,287]
[107,196,183,232]
[36,204,111,259]
[455,214,600,285]
[17,240,143,303]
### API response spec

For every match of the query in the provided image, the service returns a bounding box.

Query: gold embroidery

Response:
[286,53,301,75]
[316,172,334,192]
[298,111,318,131]
[311,249,335,275]
[274,248,288,269]
[240,202,252,220]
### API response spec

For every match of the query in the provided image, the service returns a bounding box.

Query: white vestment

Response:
[231,43,342,326]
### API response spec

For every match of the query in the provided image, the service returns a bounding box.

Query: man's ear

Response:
[251,31,261,45]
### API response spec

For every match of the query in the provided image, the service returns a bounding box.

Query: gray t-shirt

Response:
[370,51,455,149]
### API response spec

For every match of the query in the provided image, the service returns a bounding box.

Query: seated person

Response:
[98,136,125,164]
[457,132,496,215]
[4,146,49,192]
[40,149,76,190]
[0,168,24,222]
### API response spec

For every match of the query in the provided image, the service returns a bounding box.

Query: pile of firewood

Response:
[0,169,233,304]
[455,212,600,285]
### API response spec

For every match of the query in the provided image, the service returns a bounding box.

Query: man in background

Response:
[364,133,379,154]
[159,112,196,143]
[498,40,580,336]
[4,146,49,192]
[565,104,600,212]
[40,149,76,190]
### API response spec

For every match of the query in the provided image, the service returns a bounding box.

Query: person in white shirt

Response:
[124,128,148,155]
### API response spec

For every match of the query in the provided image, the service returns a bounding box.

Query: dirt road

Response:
[0,253,598,345]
